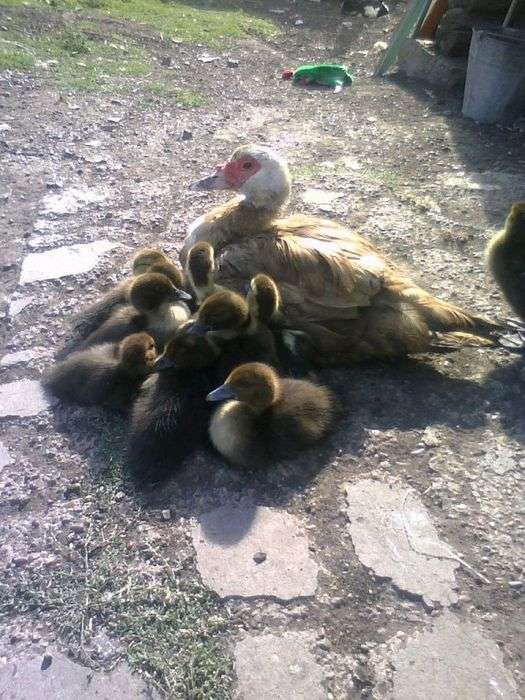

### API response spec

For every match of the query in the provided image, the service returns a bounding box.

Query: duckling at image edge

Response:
[206,362,336,468]
[71,248,172,336]
[126,321,220,483]
[79,272,192,351]
[486,202,525,322]
[43,332,157,410]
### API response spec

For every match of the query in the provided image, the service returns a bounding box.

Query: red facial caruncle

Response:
[217,156,261,189]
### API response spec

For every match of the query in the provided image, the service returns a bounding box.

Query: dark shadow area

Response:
[385,73,525,227]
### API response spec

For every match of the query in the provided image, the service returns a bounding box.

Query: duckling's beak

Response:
[189,166,230,191]
[187,319,209,337]
[170,287,192,302]
[153,355,177,372]
[206,384,237,402]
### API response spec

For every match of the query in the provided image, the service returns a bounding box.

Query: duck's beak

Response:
[153,354,177,372]
[206,384,237,402]
[187,318,208,337]
[189,165,230,191]
[170,287,192,302]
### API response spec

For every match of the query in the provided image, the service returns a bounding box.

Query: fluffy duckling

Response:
[247,273,316,377]
[126,321,219,483]
[72,248,172,336]
[79,272,192,351]
[207,362,336,468]
[182,144,504,362]
[185,241,226,305]
[486,202,525,321]
[191,288,280,379]
[43,332,156,410]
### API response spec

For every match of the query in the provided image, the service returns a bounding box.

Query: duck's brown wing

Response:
[215,220,386,324]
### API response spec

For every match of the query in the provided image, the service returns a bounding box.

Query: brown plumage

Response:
[207,362,336,468]
[71,248,175,337]
[182,144,502,364]
[43,332,156,409]
[486,202,525,321]
[79,272,191,351]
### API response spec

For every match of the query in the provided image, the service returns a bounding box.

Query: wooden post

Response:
[419,0,448,39]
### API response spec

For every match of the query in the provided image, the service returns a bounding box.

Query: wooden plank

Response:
[374,0,435,76]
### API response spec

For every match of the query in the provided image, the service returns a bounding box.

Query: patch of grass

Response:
[0,28,151,92]
[143,83,205,106]
[1,0,278,45]
[0,45,35,70]
[0,471,233,697]
[292,163,324,181]
[361,165,401,190]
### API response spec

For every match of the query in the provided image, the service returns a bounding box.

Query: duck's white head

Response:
[190,144,291,210]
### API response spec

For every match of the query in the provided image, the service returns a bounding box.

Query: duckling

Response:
[43,332,156,410]
[185,241,226,305]
[247,273,316,377]
[206,362,336,468]
[79,272,192,351]
[191,288,280,379]
[182,144,504,363]
[72,248,172,336]
[486,202,525,321]
[126,321,220,483]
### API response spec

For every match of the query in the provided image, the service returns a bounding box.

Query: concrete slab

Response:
[234,632,326,700]
[301,188,343,205]
[0,379,51,418]
[0,652,159,699]
[191,503,318,600]
[20,240,117,284]
[345,480,459,606]
[0,440,12,470]
[8,296,34,317]
[391,614,519,700]
[1,348,46,367]
[40,186,106,216]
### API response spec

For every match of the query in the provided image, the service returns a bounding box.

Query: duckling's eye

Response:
[242,162,252,170]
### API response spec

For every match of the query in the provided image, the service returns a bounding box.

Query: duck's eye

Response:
[242,162,252,170]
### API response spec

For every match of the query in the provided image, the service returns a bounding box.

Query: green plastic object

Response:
[374,0,434,77]
[286,64,353,92]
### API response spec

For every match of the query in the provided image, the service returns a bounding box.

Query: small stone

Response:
[160,56,172,66]
[253,551,267,564]
[178,129,193,141]
[45,179,63,190]
[198,53,220,63]
[161,509,171,521]
[41,654,52,671]
[70,522,85,534]
[227,58,239,67]
[0,122,11,132]
[508,580,523,588]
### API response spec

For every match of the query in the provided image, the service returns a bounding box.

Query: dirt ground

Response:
[0,0,524,697]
